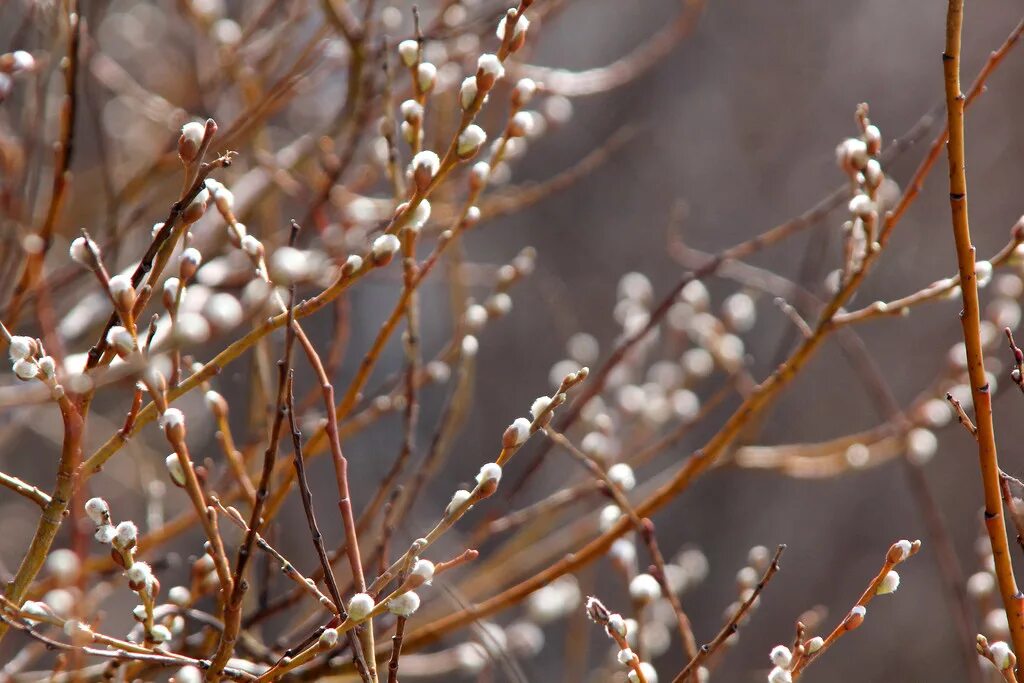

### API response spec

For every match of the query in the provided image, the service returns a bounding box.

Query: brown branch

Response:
[942,4,1024,663]
[673,545,785,682]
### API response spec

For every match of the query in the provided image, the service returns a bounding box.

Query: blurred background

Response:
[4,0,1024,680]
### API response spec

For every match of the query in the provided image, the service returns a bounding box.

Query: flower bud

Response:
[371,234,401,266]
[411,150,440,191]
[398,39,419,67]
[12,358,37,381]
[175,252,200,287]
[457,125,487,158]
[388,591,421,617]
[178,122,206,164]
[460,76,479,110]
[107,274,136,312]
[347,592,375,621]
[106,326,135,356]
[503,417,531,448]
[416,62,437,94]
[512,78,537,107]
[114,521,138,550]
[84,497,110,525]
[876,570,900,595]
[8,335,34,361]
[69,236,99,269]
[411,559,435,585]
[476,54,504,89]
[165,454,186,487]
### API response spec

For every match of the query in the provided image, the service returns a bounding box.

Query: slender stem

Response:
[942,0,1024,664]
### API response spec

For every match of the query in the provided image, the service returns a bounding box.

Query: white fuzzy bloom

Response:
[723,292,756,332]
[42,590,72,619]
[165,454,186,486]
[372,234,401,262]
[967,571,995,598]
[476,462,502,486]
[408,199,431,230]
[610,538,636,566]
[507,417,531,446]
[106,326,134,354]
[269,246,308,284]
[174,312,210,345]
[180,247,202,271]
[496,12,529,41]
[150,624,172,643]
[20,601,50,624]
[400,99,423,122]
[455,642,488,673]
[37,355,54,378]
[204,292,243,330]
[114,521,138,548]
[471,163,491,188]
[510,111,534,137]
[416,62,437,91]
[412,150,440,178]
[95,524,116,544]
[460,76,479,110]
[12,358,37,380]
[347,593,375,620]
[976,260,993,288]
[805,636,824,653]
[599,504,621,532]
[477,53,504,81]
[69,236,97,266]
[168,586,191,606]
[628,662,658,683]
[629,573,662,602]
[530,395,551,420]
[607,612,627,637]
[344,254,364,273]
[180,121,205,149]
[514,78,537,104]
[46,549,80,583]
[8,335,34,361]
[446,489,472,517]
[850,605,866,619]
[906,427,938,464]
[607,463,636,491]
[990,641,1013,670]
[241,234,263,257]
[184,188,209,221]
[464,304,488,331]
[211,183,234,211]
[876,570,900,595]
[848,193,874,218]
[767,667,792,683]
[411,559,435,585]
[617,648,636,666]
[736,566,758,589]
[161,408,185,431]
[388,591,421,617]
[10,50,35,73]
[125,561,152,585]
[458,124,487,156]
[63,619,92,639]
[769,645,792,668]
[163,277,182,305]
[319,627,339,648]
[479,292,507,318]
[893,539,913,561]
[836,138,868,170]
[84,497,109,524]
[398,39,419,67]
[464,331,479,356]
